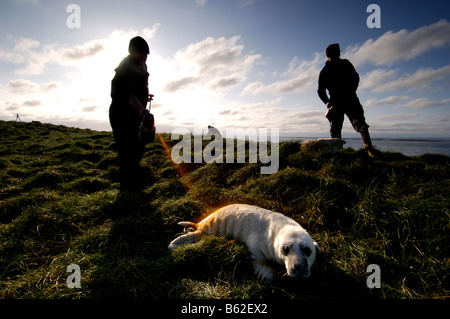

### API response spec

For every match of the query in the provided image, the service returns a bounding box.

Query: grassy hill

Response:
[0,120,448,299]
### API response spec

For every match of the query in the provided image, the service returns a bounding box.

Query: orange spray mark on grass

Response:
[158,133,230,223]
[158,133,189,178]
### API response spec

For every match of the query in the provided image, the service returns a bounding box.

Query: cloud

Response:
[3,24,160,76]
[13,0,39,5]
[163,36,261,93]
[0,50,25,64]
[82,106,99,113]
[241,54,322,95]
[2,79,60,94]
[241,81,264,95]
[370,112,450,136]
[11,41,56,75]
[62,41,104,60]
[372,113,420,123]
[142,23,161,40]
[210,77,240,91]
[359,68,398,91]
[5,79,39,94]
[23,100,42,107]
[345,19,450,66]
[14,37,40,52]
[397,98,450,110]
[364,95,409,107]
[215,99,278,126]
[213,97,326,134]
[151,102,163,110]
[4,101,21,111]
[238,0,259,8]
[429,113,450,126]
[279,109,323,122]
[3,99,42,110]
[164,76,200,92]
[359,64,450,93]
[373,65,450,92]
[11,38,49,75]
[40,82,60,92]
[11,38,106,75]
[195,0,207,6]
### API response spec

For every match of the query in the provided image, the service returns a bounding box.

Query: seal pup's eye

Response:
[301,246,312,256]
[283,245,290,256]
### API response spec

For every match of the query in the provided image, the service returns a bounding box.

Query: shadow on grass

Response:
[86,191,165,298]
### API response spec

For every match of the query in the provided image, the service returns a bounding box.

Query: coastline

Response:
[280,136,450,157]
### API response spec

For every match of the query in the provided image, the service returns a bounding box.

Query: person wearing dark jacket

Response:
[109,36,153,190]
[318,43,380,158]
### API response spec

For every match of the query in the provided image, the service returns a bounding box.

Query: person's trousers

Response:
[110,112,145,190]
[327,97,369,139]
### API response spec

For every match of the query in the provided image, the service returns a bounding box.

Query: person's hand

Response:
[141,111,154,126]
[325,103,335,120]
[140,108,149,120]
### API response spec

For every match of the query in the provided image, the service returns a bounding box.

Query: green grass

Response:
[0,120,448,299]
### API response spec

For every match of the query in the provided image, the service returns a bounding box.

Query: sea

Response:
[280,137,450,157]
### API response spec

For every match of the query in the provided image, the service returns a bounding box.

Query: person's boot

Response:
[360,130,381,158]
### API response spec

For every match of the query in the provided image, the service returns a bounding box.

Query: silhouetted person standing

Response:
[318,43,380,158]
[109,36,153,191]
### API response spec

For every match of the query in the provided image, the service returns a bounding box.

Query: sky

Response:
[0,0,449,138]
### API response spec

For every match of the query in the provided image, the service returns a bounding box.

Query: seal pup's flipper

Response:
[168,221,201,250]
[252,258,276,283]
[178,221,198,233]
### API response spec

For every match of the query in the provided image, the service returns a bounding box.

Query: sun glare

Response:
[59,32,136,123]
[53,30,225,131]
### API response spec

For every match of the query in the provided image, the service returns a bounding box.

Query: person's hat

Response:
[326,43,340,57]
[129,36,150,54]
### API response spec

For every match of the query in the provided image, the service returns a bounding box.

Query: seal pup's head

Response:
[277,226,320,279]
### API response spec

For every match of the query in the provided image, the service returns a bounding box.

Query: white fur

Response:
[168,204,320,282]
[300,138,345,155]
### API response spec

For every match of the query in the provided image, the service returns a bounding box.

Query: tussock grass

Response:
[0,120,448,299]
